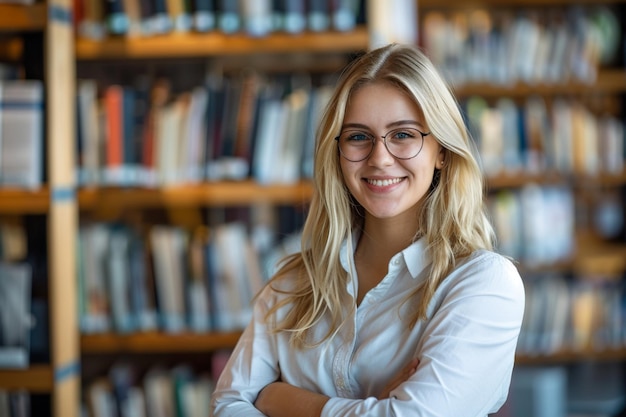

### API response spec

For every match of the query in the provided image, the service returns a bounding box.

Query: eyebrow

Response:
[341,120,426,130]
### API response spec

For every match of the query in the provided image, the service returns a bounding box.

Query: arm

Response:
[254,358,420,417]
[321,254,525,416]
[211,288,280,417]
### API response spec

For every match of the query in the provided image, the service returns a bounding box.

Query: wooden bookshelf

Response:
[0,2,47,32]
[78,181,314,210]
[453,69,626,97]
[75,27,369,60]
[0,365,54,392]
[0,188,50,214]
[81,331,242,354]
[517,347,626,365]
[420,0,626,7]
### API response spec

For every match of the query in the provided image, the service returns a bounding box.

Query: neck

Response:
[357,214,420,261]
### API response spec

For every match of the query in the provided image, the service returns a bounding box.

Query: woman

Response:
[212,43,525,416]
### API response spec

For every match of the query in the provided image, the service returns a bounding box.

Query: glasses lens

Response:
[337,128,425,161]
[337,131,374,162]
[385,128,425,159]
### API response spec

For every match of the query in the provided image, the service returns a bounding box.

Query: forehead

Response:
[344,82,424,126]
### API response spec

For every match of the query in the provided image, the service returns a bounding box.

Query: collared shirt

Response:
[212,237,525,416]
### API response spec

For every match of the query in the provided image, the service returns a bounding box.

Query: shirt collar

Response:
[339,233,432,281]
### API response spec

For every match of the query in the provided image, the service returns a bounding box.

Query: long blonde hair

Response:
[264,43,495,348]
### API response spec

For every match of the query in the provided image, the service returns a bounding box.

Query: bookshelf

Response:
[0,1,78,417]
[418,0,626,413]
[70,3,374,417]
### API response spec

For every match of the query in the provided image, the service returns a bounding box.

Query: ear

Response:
[436,148,446,169]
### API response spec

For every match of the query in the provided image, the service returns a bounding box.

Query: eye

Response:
[390,129,418,140]
[343,131,371,142]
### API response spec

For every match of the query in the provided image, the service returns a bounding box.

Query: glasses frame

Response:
[335,127,431,162]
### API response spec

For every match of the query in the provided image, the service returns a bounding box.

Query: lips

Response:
[365,177,404,187]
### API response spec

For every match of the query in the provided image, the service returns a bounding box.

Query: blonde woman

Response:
[212,43,525,417]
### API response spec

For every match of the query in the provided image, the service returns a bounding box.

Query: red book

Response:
[104,85,124,169]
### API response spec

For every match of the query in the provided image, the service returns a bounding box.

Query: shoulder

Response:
[444,250,525,301]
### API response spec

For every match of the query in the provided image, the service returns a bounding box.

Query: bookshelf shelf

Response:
[0,365,54,392]
[78,181,314,210]
[75,27,369,60]
[420,0,626,7]
[453,69,626,97]
[0,3,47,32]
[0,187,50,214]
[81,331,243,354]
[486,169,626,190]
[517,348,626,365]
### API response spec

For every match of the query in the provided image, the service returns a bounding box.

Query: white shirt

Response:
[212,237,525,416]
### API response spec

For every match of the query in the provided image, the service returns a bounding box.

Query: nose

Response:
[367,137,394,166]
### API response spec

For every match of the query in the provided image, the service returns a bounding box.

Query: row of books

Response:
[83,359,226,417]
[464,95,625,177]
[0,80,44,190]
[518,273,626,357]
[76,0,366,40]
[0,390,29,417]
[76,73,334,186]
[78,221,272,335]
[421,5,621,86]
[489,185,575,268]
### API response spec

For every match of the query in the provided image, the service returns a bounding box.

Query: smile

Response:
[366,177,404,187]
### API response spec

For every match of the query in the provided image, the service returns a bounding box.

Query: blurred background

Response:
[0,0,625,416]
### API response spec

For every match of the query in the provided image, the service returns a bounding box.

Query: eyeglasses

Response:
[335,127,430,162]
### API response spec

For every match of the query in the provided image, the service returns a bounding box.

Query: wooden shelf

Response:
[0,187,50,214]
[81,331,242,354]
[78,181,313,210]
[517,347,626,365]
[75,27,369,60]
[420,0,626,8]
[0,3,46,32]
[486,169,626,190]
[453,69,626,97]
[0,365,54,392]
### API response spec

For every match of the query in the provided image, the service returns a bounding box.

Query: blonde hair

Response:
[264,43,495,348]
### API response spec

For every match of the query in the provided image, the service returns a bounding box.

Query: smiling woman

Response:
[211,43,525,417]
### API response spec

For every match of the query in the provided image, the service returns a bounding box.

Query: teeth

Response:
[367,178,403,187]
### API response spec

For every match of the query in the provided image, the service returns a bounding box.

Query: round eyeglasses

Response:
[335,127,430,162]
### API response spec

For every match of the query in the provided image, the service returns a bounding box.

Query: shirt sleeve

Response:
[212,286,280,417]
[322,253,525,417]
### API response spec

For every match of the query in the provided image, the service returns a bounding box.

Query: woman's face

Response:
[339,82,444,223]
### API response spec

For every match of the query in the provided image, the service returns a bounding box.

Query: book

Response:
[77,79,102,185]
[193,0,216,32]
[240,0,272,37]
[331,0,359,31]
[307,0,330,32]
[216,0,240,34]
[79,224,112,334]
[0,262,32,369]
[0,80,44,189]
[150,226,187,333]
[367,0,417,49]
[104,0,129,34]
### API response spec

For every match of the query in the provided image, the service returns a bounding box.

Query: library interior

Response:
[1,0,626,416]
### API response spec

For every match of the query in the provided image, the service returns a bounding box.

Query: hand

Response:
[378,358,420,399]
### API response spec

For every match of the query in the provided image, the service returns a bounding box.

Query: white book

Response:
[77,80,102,185]
[0,80,43,189]
[276,88,310,184]
[150,227,187,333]
[252,94,287,185]
[367,0,417,49]
[185,87,209,183]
